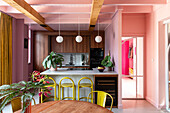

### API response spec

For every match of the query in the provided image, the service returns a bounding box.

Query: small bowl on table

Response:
[97,67,105,72]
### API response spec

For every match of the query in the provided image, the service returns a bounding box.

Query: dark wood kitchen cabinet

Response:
[76,35,90,53]
[51,35,89,53]
[63,36,76,53]
[51,36,76,53]
[51,36,64,53]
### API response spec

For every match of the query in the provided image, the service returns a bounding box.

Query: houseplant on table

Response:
[100,54,114,71]
[0,71,52,113]
[42,51,64,71]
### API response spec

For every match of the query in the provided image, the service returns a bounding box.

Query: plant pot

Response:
[25,102,31,113]
[105,67,112,71]
[50,66,57,71]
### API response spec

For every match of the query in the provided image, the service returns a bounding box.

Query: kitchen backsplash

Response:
[58,53,89,66]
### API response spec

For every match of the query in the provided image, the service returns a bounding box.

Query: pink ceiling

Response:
[0,0,166,31]
[29,24,108,31]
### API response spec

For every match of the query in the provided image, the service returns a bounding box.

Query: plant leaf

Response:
[0,85,11,90]
[47,60,51,68]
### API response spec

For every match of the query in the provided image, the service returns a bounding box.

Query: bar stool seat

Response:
[45,84,56,87]
[61,83,74,87]
[79,83,92,87]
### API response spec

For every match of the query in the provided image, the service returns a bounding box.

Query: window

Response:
[28,28,31,64]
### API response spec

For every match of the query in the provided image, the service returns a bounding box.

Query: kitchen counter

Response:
[61,65,89,67]
[57,65,90,69]
[40,69,117,75]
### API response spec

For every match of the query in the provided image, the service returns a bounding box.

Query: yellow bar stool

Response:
[78,77,93,103]
[41,77,58,103]
[59,77,75,100]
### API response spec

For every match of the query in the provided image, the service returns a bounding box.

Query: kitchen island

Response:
[40,69,118,107]
[40,69,117,76]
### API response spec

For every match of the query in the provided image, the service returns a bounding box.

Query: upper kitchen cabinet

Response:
[90,31,105,49]
[63,36,76,53]
[51,36,76,53]
[51,35,90,53]
[51,36,64,53]
[76,35,90,53]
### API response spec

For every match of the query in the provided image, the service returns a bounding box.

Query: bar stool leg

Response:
[73,86,75,100]
[41,89,43,103]
[74,85,76,100]
[54,86,56,101]
[59,85,61,100]
[57,85,59,100]
[78,86,80,101]
[91,87,93,103]
[62,87,64,100]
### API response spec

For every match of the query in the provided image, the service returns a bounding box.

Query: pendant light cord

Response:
[78,17,80,36]
[98,20,99,36]
[59,13,60,36]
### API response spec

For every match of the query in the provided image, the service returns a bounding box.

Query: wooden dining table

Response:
[15,100,113,113]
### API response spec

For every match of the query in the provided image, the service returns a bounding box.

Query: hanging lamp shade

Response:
[75,35,83,43]
[95,36,102,43]
[56,36,63,43]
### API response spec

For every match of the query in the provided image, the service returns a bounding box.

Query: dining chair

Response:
[41,77,58,103]
[11,97,36,112]
[78,77,93,103]
[87,91,113,111]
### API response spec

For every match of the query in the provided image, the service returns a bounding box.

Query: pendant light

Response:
[95,20,102,43]
[76,17,83,43]
[56,13,63,43]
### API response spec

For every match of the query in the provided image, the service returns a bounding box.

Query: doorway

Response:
[121,37,144,99]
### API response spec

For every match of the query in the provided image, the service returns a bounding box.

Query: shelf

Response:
[97,80,115,82]
[97,83,115,86]
[104,90,116,93]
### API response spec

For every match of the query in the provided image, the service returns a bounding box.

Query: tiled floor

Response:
[112,100,167,113]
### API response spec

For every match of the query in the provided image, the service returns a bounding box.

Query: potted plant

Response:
[101,55,114,71]
[0,71,52,113]
[42,51,64,71]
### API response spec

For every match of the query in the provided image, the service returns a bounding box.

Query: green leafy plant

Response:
[101,55,114,67]
[0,71,51,113]
[42,51,64,69]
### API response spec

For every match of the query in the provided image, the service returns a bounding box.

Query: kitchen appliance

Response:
[90,48,104,69]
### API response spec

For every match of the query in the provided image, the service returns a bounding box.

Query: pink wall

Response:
[12,19,25,82]
[122,13,146,36]
[105,10,122,108]
[145,1,170,109]
[24,25,29,81]
[12,18,33,83]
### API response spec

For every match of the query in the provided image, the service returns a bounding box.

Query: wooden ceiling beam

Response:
[89,0,104,31]
[2,0,54,31]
